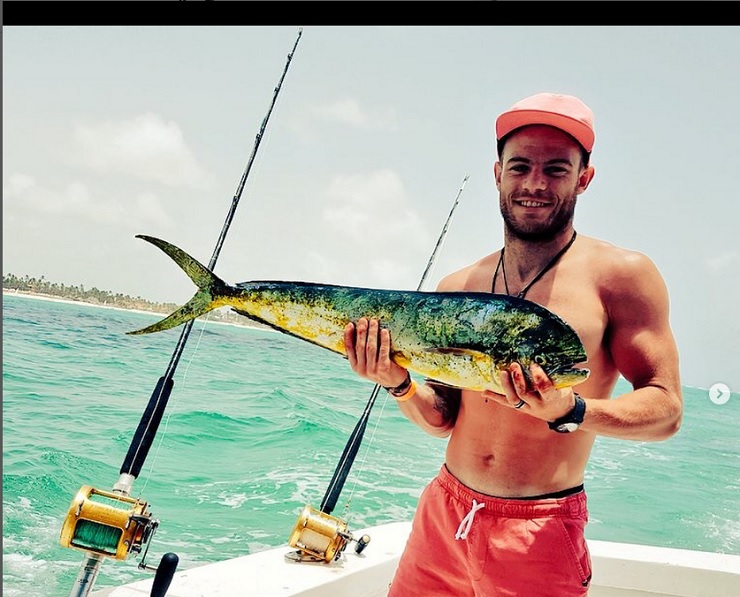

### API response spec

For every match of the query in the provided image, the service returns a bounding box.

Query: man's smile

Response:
[514,199,552,208]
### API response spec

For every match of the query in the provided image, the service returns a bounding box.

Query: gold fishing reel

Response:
[60,485,157,560]
[286,504,370,563]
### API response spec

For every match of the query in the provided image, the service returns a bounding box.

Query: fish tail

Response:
[126,235,227,335]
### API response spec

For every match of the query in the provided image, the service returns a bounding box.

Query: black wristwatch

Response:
[548,394,586,433]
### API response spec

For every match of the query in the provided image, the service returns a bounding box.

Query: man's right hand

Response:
[343,317,409,389]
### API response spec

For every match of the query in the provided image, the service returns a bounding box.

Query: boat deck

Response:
[93,521,740,597]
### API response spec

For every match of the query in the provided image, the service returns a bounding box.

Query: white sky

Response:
[3,26,739,391]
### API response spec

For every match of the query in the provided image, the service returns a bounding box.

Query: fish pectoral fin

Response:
[424,378,460,389]
[424,347,489,359]
[232,308,261,321]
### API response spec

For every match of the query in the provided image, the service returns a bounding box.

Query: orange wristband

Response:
[391,379,417,402]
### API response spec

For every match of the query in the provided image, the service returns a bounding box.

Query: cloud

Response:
[3,173,173,229]
[5,173,36,195]
[316,169,431,288]
[71,113,214,190]
[324,169,426,240]
[313,98,397,130]
[302,250,341,283]
[706,251,740,274]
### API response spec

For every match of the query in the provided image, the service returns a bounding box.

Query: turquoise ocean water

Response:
[3,293,739,596]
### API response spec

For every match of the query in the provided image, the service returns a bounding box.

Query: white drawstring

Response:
[455,499,485,540]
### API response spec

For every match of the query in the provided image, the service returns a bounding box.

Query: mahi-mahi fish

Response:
[128,235,589,394]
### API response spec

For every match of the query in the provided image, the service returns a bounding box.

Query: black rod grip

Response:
[120,376,174,478]
[319,386,380,514]
[150,552,179,597]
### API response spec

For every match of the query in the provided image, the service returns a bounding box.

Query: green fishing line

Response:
[70,491,131,554]
[71,519,122,554]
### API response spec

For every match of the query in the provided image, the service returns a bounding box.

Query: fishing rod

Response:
[320,173,468,514]
[60,28,303,597]
[287,175,469,563]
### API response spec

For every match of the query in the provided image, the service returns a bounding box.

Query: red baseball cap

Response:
[495,92,595,152]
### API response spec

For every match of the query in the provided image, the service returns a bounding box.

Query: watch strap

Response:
[548,394,586,432]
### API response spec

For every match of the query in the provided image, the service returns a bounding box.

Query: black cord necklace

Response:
[492,230,577,299]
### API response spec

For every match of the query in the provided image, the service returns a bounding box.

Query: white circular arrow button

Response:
[709,383,731,405]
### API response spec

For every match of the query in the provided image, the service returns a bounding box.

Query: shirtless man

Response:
[343,92,683,596]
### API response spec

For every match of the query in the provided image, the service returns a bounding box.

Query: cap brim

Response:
[496,109,594,152]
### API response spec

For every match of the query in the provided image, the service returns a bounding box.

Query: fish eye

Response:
[534,355,547,365]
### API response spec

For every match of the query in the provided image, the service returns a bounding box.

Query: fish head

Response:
[514,340,588,383]
[509,304,590,390]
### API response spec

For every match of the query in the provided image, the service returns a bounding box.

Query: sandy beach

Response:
[2,289,274,332]
[3,289,158,316]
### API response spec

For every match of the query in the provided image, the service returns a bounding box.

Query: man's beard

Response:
[499,191,577,242]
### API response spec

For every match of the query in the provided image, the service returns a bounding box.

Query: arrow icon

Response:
[709,383,731,405]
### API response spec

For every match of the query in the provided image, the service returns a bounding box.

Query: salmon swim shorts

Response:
[387,465,592,597]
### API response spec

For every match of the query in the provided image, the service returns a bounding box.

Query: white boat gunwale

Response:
[92,520,740,597]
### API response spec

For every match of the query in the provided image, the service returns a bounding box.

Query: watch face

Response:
[557,422,580,433]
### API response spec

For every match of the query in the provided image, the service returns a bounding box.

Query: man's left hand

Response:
[483,362,577,422]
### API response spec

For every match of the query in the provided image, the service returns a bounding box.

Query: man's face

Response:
[495,125,594,242]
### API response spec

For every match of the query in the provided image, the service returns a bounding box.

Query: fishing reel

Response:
[286,504,371,563]
[60,485,158,560]
[61,485,180,596]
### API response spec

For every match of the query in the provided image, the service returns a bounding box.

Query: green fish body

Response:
[129,235,589,394]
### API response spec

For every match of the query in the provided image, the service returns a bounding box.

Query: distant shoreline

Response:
[2,289,274,332]
[3,288,159,316]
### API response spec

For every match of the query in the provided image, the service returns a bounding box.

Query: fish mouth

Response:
[548,364,590,389]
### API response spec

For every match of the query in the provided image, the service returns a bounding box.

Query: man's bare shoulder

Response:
[580,235,654,270]
[436,252,500,292]
[580,235,667,298]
